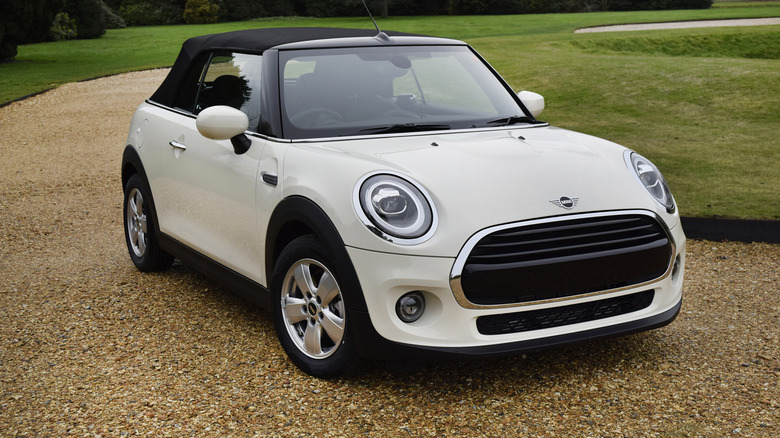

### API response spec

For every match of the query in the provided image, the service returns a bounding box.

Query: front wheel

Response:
[272,236,356,378]
[123,173,174,272]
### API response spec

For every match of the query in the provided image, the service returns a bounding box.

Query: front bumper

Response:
[345,218,685,360]
[350,299,681,361]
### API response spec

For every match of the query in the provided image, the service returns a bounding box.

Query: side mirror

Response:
[517,91,545,118]
[196,105,251,154]
[196,105,249,139]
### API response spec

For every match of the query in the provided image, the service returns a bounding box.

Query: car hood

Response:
[286,126,680,255]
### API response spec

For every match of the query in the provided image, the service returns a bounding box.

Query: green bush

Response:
[216,0,296,22]
[50,12,78,41]
[120,1,162,25]
[0,0,66,60]
[183,0,219,24]
[119,0,184,25]
[65,0,106,39]
[101,1,126,28]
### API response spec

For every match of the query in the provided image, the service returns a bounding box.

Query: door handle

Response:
[169,140,187,151]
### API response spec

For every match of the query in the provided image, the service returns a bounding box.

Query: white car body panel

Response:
[280,126,679,257]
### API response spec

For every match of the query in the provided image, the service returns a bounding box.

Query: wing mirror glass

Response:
[517,91,545,118]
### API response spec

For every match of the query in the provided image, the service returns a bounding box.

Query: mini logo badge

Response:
[551,196,578,209]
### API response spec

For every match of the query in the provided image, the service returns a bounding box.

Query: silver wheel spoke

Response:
[320,309,344,343]
[129,193,138,216]
[137,233,147,255]
[132,193,143,217]
[283,297,308,324]
[304,322,323,356]
[317,272,339,307]
[139,214,147,234]
[292,264,314,296]
[129,225,139,245]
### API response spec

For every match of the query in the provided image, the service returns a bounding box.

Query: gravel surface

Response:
[1,70,778,436]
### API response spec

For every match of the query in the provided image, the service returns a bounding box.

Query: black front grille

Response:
[460,214,671,305]
[476,290,655,335]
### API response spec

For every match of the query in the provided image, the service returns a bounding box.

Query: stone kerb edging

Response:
[681,217,779,243]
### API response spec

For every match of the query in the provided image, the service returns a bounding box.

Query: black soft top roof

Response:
[149,27,442,107]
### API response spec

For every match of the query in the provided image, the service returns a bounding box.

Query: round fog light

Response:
[396,291,425,323]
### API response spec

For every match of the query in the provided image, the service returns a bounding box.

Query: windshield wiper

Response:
[471,115,537,128]
[357,123,451,135]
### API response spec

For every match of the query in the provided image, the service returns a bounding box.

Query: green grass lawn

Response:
[2,7,779,219]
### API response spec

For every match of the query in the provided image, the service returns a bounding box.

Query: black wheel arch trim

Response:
[350,298,682,361]
[122,145,145,189]
[266,195,368,313]
[121,145,161,231]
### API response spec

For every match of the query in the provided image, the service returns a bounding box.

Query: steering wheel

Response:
[290,108,344,126]
[382,110,422,119]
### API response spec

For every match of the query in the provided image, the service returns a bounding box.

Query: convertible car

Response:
[122,27,685,377]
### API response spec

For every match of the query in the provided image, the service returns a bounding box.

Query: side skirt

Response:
[157,232,272,311]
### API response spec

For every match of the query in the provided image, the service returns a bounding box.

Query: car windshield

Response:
[279,45,532,139]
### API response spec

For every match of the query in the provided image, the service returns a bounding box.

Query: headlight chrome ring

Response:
[627,151,676,213]
[354,172,438,245]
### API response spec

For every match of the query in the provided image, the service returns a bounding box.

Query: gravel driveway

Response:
[1,70,777,436]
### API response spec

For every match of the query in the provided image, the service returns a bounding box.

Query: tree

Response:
[345,0,389,18]
[215,0,296,22]
[100,1,127,29]
[0,0,65,61]
[183,0,218,24]
[118,0,186,26]
[65,0,106,39]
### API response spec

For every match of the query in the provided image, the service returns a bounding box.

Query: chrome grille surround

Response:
[450,210,675,309]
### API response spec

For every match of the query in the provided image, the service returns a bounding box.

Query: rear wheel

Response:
[123,173,174,272]
[272,236,355,378]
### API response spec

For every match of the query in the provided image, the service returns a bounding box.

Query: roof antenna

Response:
[361,0,389,42]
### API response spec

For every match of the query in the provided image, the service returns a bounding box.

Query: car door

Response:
[158,51,268,280]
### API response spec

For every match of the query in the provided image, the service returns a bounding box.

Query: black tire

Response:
[272,235,356,378]
[123,173,174,272]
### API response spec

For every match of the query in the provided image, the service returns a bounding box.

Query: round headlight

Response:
[355,173,437,244]
[629,152,675,213]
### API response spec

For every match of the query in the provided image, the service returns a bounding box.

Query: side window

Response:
[174,53,210,113]
[178,51,263,132]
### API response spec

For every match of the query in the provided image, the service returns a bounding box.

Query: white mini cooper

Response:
[122,27,685,377]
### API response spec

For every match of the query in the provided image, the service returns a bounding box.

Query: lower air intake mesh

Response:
[476,290,655,335]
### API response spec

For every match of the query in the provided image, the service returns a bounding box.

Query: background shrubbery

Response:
[0,0,123,60]
[0,0,714,61]
[183,0,219,24]
[65,0,107,39]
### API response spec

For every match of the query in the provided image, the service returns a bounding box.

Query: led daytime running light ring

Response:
[353,172,438,245]
[628,151,675,213]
